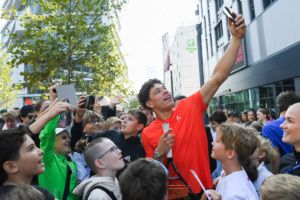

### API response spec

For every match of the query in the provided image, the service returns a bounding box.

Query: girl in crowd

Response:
[205,123,259,200]
[256,108,269,125]
[247,109,257,122]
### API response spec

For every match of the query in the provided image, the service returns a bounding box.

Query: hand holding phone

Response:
[223,6,236,22]
[162,123,172,158]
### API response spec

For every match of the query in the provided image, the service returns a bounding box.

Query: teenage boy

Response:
[73,138,124,200]
[138,14,246,198]
[120,109,147,163]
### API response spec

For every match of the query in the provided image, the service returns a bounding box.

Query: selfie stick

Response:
[162,123,172,158]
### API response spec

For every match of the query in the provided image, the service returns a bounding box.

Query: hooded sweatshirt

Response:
[73,176,121,200]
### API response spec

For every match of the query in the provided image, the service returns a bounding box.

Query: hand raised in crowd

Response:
[228,13,246,39]
[93,96,102,114]
[49,83,60,103]
[75,96,86,123]
[110,95,123,108]
[156,129,175,157]
[29,98,73,134]
[201,190,222,200]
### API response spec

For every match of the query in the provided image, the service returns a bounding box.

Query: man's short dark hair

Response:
[0,127,30,185]
[209,110,227,124]
[276,91,300,113]
[138,79,163,110]
[119,158,168,200]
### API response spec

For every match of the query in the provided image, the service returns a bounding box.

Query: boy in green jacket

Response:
[38,115,78,200]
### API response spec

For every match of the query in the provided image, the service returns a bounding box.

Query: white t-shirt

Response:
[253,162,273,196]
[216,169,259,200]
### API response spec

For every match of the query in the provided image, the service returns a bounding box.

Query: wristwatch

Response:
[154,149,163,159]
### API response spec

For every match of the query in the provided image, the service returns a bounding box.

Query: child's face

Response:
[121,114,143,136]
[100,145,125,171]
[211,129,228,161]
[55,132,71,155]
[15,135,44,177]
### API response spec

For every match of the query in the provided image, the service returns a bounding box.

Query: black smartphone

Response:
[223,6,236,22]
[85,95,95,110]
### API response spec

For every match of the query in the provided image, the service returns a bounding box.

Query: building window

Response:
[263,0,277,9]
[237,0,243,14]
[215,21,223,42]
[249,0,255,20]
[215,0,223,11]
[209,33,213,56]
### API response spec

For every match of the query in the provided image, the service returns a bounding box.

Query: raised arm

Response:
[29,99,73,134]
[200,14,246,104]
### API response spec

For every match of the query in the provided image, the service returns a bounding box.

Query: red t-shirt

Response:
[142,91,213,195]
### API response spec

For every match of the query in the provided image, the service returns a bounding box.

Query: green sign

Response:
[186,39,197,53]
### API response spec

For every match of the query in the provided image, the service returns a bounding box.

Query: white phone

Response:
[162,123,172,158]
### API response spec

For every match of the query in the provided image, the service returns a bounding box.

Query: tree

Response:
[0,49,21,109]
[4,0,132,96]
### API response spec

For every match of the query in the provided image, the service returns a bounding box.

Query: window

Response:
[215,0,223,11]
[209,33,213,56]
[215,21,223,42]
[237,0,243,14]
[249,0,255,20]
[263,0,277,9]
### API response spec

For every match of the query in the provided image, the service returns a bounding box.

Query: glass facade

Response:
[208,78,295,114]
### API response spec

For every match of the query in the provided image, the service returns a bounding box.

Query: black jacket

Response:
[280,149,300,176]
[119,134,145,164]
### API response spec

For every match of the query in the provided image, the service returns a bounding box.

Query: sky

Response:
[119,0,198,92]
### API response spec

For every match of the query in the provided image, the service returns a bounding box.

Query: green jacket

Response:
[38,116,78,200]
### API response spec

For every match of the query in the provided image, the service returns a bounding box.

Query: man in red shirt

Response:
[138,14,246,199]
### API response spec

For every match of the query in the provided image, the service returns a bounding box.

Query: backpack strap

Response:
[62,164,72,200]
[84,185,117,200]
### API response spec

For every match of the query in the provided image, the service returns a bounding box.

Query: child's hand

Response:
[201,189,222,200]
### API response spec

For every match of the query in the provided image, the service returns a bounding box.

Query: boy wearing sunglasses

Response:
[73,138,124,200]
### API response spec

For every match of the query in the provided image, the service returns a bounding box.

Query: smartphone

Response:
[59,98,72,127]
[162,123,172,158]
[223,6,236,22]
[85,95,95,110]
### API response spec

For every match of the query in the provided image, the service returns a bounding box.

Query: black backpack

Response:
[83,185,117,200]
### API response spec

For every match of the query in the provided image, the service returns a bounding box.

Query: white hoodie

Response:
[73,176,122,200]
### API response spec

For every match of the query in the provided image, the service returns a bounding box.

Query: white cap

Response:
[55,128,67,135]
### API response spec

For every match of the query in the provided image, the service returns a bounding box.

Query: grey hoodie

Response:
[73,176,122,200]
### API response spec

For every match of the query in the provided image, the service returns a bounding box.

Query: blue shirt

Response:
[262,117,293,156]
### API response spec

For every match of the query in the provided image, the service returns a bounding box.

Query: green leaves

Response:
[7,0,131,96]
[0,50,21,109]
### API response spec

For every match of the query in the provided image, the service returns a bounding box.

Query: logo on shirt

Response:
[176,115,182,122]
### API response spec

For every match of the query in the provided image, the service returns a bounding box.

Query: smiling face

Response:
[55,131,71,155]
[257,111,267,123]
[15,135,44,178]
[281,103,300,150]
[121,114,144,137]
[247,111,256,121]
[146,84,174,111]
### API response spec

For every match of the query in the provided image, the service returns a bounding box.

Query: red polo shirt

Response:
[142,91,213,197]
